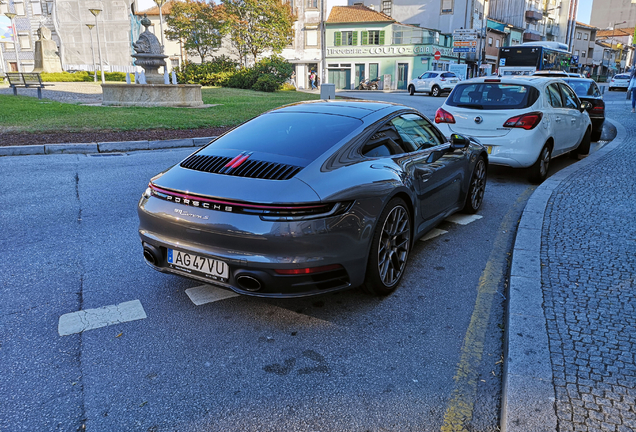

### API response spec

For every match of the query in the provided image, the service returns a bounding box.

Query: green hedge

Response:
[41,71,128,82]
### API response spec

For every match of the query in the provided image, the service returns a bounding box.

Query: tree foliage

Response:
[165,0,226,62]
[221,0,295,65]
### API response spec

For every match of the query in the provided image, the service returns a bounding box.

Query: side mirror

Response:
[449,134,470,150]
[580,101,593,112]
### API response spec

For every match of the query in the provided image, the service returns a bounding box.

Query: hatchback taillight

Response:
[503,112,543,130]
[435,108,456,124]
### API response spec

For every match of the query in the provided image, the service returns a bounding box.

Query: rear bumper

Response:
[137,195,376,297]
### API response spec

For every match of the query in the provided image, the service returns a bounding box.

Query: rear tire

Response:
[408,85,415,95]
[362,198,411,296]
[591,129,602,142]
[577,128,591,155]
[528,144,551,184]
[431,85,441,97]
[462,157,487,214]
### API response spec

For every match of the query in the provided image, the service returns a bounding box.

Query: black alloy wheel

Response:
[529,144,551,184]
[463,157,487,214]
[362,198,411,296]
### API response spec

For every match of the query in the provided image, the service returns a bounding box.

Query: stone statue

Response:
[33,24,62,73]
[131,14,167,84]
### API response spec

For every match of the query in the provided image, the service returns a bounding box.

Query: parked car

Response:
[562,77,605,142]
[138,101,488,298]
[434,76,592,183]
[608,73,630,91]
[408,71,459,97]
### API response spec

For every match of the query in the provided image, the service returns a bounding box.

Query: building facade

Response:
[572,21,597,75]
[325,4,459,90]
[589,0,636,30]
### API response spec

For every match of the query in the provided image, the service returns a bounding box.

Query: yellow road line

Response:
[441,187,534,431]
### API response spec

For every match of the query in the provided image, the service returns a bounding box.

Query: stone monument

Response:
[33,24,62,73]
[101,14,203,107]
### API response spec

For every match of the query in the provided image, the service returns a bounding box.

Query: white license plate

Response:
[167,249,229,280]
[450,80,458,83]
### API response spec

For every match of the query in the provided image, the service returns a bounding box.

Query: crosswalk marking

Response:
[58,300,146,336]
[186,285,239,306]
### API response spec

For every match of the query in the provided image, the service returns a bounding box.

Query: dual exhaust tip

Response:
[142,243,263,292]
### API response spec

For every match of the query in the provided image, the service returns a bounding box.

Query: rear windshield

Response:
[563,80,601,97]
[206,112,363,160]
[446,83,540,110]
[615,74,629,79]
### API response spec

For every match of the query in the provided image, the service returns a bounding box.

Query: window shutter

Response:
[335,32,341,46]
[362,31,368,45]
[352,31,358,46]
[379,30,385,45]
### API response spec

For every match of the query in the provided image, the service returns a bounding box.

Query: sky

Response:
[136,0,595,25]
[578,0,593,24]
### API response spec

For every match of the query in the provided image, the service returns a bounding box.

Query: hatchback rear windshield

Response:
[446,83,540,110]
[207,112,363,160]
[614,74,629,79]
[563,80,601,97]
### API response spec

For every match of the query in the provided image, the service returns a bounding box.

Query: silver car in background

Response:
[138,101,488,298]
[408,71,460,97]
[608,73,630,91]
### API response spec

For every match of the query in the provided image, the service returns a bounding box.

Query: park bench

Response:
[5,72,47,99]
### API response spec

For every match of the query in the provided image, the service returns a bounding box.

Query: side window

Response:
[546,84,563,108]
[420,72,431,79]
[361,122,405,157]
[559,84,579,109]
[390,114,445,152]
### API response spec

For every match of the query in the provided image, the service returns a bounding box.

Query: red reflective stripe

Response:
[274,264,343,275]
[224,153,244,168]
[229,154,251,168]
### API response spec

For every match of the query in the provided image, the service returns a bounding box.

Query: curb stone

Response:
[501,117,627,432]
[0,136,217,157]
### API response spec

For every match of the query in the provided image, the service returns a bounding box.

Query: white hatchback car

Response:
[434,76,592,183]
[408,71,459,97]
[608,73,630,91]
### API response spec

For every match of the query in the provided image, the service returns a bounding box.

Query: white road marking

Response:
[186,285,239,306]
[445,214,483,225]
[58,300,147,336]
[420,228,448,242]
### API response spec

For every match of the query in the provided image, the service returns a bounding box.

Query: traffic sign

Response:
[434,51,441,60]
[453,40,477,47]
[452,47,477,53]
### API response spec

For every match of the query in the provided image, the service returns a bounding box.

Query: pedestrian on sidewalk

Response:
[309,71,317,90]
[628,69,636,113]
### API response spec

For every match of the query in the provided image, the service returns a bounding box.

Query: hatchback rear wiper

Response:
[455,103,484,109]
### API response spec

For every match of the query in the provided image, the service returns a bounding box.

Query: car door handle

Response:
[555,116,562,122]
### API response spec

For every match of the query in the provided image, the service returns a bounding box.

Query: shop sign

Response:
[327,45,453,58]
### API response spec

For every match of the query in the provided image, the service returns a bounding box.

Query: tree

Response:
[165,0,226,62]
[222,0,295,65]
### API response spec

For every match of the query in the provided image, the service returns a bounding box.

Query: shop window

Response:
[362,30,384,45]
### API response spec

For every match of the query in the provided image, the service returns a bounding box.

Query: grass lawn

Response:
[0,87,320,133]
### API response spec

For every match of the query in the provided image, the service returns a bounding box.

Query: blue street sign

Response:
[452,47,477,53]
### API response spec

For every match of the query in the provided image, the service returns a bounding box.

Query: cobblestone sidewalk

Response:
[542,105,636,431]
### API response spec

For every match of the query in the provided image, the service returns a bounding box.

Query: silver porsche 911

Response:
[138,100,487,298]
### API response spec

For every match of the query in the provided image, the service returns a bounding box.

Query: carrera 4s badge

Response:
[174,209,209,220]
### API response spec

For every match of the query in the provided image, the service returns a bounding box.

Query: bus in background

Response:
[497,42,574,76]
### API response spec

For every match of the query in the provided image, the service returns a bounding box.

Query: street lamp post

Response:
[154,0,166,72]
[85,23,97,82]
[5,11,21,72]
[89,8,105,83]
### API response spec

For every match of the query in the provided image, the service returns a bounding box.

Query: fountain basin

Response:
[101,83,203,107]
